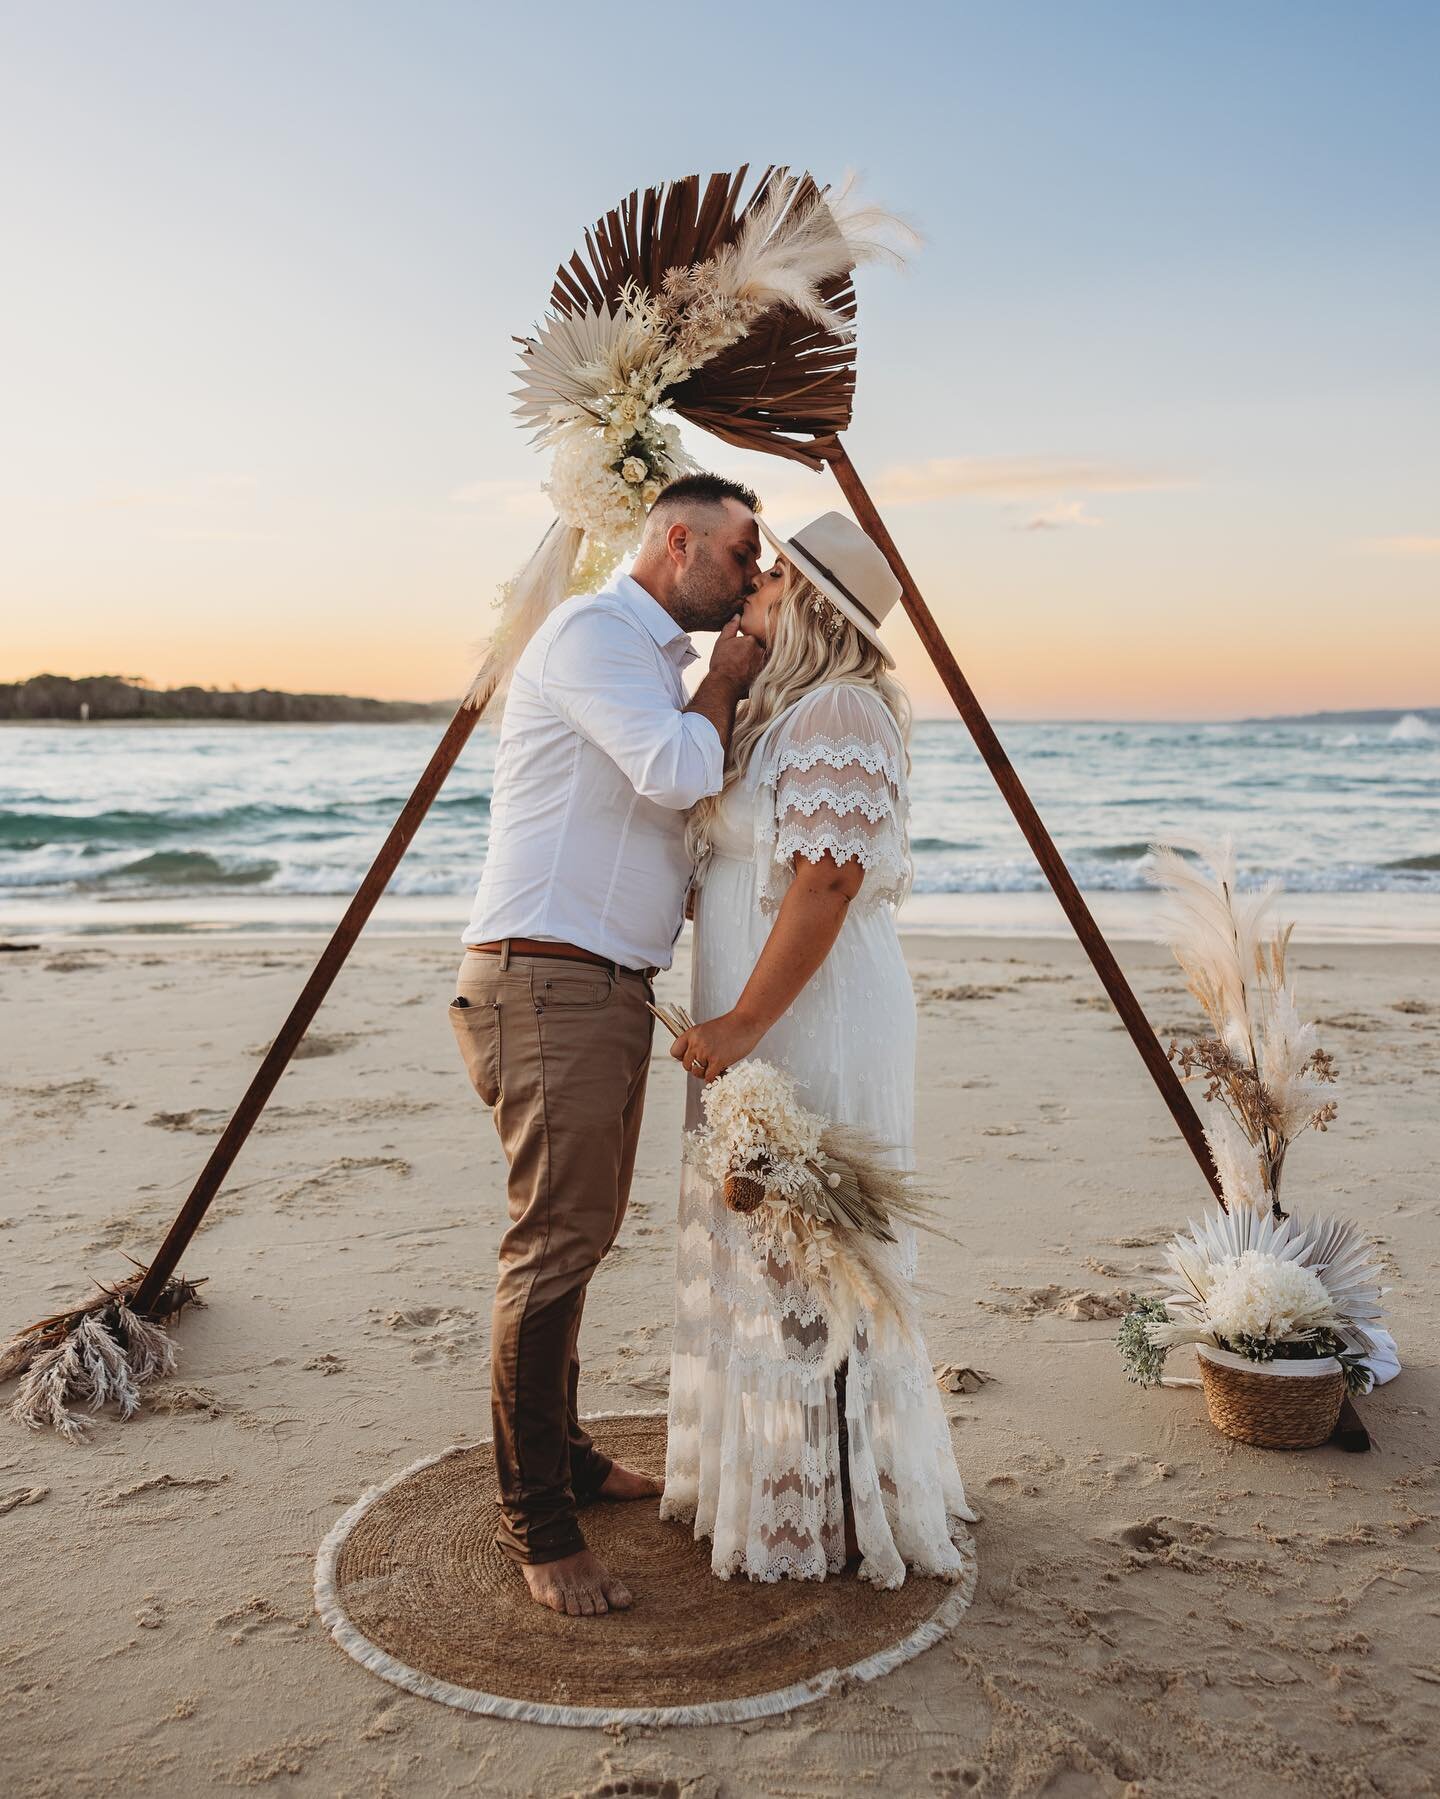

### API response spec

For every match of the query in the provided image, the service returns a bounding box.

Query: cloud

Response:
[1362,535,1440,558]
[871,456,1186,507]
[1021,500,1100,532]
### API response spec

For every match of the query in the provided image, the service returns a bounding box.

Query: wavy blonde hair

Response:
[687,560,911,868]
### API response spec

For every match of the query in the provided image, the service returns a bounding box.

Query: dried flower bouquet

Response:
[652,1002,939,1371]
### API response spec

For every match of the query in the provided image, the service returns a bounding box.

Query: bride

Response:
[661,510,976,1588]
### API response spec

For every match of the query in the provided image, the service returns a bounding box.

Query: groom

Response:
[453,472,766,1616]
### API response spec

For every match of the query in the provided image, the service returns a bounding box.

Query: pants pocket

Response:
[450,997,501,1108]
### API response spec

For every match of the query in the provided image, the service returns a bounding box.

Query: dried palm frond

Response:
[509,302,657,443]
[535,164,915,468]
[2,1268,205,1442]
[476,168,911,708]
[1154,1208,1385,1360]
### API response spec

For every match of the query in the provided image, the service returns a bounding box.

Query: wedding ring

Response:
[690,1057,705,1074]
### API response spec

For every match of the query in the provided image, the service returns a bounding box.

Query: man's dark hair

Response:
[650,471,758,514]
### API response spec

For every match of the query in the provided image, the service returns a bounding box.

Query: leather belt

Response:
[467,938,658,980]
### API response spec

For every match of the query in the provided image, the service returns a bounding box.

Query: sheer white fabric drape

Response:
[661,682,976,1588]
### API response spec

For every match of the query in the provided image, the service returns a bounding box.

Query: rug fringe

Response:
[313,1412,978,1729]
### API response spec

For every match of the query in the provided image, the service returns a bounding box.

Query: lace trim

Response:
[758,733,903,789]
[759,822,912,917]
[775,781,895,825]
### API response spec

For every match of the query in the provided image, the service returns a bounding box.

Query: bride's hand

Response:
[670,1010,764,1084]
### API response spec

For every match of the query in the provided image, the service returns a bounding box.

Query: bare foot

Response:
[598,1461,663,1501]
[520,1548,633,1617]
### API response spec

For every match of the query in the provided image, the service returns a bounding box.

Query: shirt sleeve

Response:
[757,683,911,914]
[538,605,724,810]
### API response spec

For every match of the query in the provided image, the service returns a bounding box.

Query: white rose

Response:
[621,456,647,484]
[641,480,661,505]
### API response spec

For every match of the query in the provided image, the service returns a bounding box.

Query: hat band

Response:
[793,542,883,629]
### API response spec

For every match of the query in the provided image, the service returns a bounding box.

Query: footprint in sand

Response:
[212,1595,307,1644]
[99,1472,230,1509]
[1105,1227,1176,1249]
[0,1486,49,1516]
[979,1284,1133,1321]
[146,1384,226,1418]
[381,1304,482,1363]
[247,1032,361,1059]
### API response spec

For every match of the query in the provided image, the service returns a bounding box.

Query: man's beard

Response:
[671,546,751,632]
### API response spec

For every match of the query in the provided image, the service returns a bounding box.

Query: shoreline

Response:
[4,887,1439,945]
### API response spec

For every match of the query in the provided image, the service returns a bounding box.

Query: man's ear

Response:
[665,520,690,565]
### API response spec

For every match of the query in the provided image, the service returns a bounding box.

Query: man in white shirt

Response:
[451,473,766,1617]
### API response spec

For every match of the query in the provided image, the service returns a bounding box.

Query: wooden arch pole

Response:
[130,690,492,1316]
[129,438,1227,1320]
[822,439,1225,1207]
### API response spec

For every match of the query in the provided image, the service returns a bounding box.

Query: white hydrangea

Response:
[546,431,648,551]
[545,414,689,552]
[1203,1250,1338,1344]
[688,1059,823,1192]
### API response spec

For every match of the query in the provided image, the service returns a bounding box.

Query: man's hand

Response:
[707,617,766,692]
[684,619,766,754]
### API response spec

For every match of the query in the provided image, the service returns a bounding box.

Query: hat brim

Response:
[757,516,897,669]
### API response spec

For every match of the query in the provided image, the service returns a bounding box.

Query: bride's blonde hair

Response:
[687,560,911,868]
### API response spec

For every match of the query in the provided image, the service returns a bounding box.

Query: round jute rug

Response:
[315,1411,977,1727]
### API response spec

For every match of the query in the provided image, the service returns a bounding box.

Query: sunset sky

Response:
[2,2,1436,719]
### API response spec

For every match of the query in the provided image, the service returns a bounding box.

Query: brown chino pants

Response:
[450,946,655,1564]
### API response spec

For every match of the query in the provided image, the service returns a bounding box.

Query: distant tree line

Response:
[0,674,456,724]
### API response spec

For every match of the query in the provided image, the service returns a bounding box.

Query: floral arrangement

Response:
[651,1003,937,1370]
[1115,838,1387,1401]
[1145,837,1338,1219]
[460,175,910,705]
[1116,1206,1386,1396]
[510,176,904,586]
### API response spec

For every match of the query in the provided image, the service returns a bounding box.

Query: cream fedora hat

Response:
[757,511,901,669]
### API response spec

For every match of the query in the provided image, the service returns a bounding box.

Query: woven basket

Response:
[1196,1344,1344,1449]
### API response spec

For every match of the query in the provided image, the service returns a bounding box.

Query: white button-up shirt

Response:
[463,573,724,970]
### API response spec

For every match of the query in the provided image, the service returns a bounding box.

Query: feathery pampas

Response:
[1145,836,1338,1219]
[1,1270,204,1442]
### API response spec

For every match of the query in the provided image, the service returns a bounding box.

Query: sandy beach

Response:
[2,928,1437,1797]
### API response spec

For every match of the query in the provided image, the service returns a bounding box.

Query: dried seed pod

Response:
[723,1172,768,1214]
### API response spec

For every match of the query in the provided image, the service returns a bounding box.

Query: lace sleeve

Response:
[756,683,911,916]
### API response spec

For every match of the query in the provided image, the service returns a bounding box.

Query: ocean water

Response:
[1,715,1437,938]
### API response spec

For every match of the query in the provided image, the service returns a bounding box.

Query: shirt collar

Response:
[613,573,699,667]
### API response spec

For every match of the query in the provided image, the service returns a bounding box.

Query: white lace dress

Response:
[660,681,977,1588]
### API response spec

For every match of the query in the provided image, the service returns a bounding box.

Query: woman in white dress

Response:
[661,511,976,1590]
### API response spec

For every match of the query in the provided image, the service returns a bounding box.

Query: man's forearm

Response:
[684,672,746,755]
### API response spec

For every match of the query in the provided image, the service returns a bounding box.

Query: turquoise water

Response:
[1,715,1437,934]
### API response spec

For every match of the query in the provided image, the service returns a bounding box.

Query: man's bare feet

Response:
[520,1548,633,1617]
[598,1461,663,1501]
